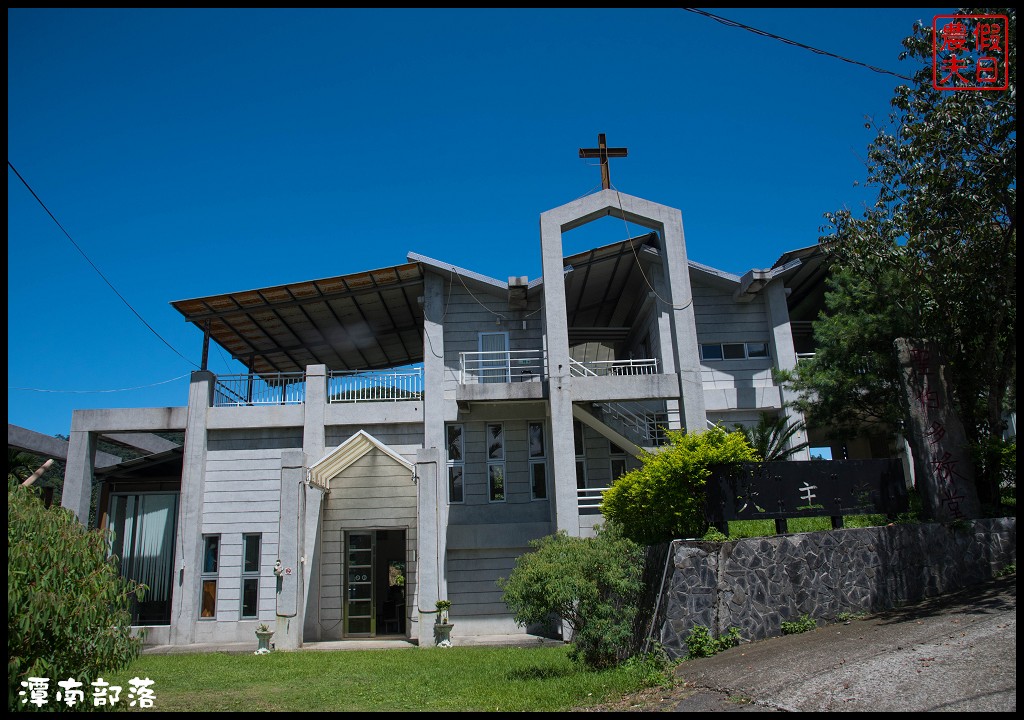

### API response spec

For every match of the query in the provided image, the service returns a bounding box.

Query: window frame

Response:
[200,534,220,620]
[486,423,506,503]
[574,420,587,489]
[609,441,627,484]
[240,533,261,619]
[528,421,548,501]
[700,342,772,361]
[446,423,465,504]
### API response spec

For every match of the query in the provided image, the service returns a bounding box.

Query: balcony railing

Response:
[578,486,610,511]
[328,366,423,403]
[214,372,306,407]
[460,350,546,384]
[569,358,659,377]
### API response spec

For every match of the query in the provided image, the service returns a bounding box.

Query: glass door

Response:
[344,531,375,636]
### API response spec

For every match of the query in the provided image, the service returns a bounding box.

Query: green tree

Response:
[600,426,759,545]
[8,480,144,712]
[786,8,1016,511]
[497,521,644,670]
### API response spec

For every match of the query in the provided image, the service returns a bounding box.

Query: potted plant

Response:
[255,623,274,654]
[434,600,453,646]
[435,599,451,624]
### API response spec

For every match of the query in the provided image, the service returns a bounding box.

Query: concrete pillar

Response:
[61,423,97,524]
[539,208,579,536]
[276,450,305,649]
[301,364,327,643]
[651,281,682,433]
[764,280,810,460]
[418,270,448,644]
[169,370,214,645]
[416,448,443,644]
[655,203,706,433]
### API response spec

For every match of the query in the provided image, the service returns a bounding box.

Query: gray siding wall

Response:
[325,424,424,461]
[441,283,544,391]
[447,548,521,618]
[692,277,775,389]
[202,428,301,624]
[446,417,552,526]
[319,450,418,640]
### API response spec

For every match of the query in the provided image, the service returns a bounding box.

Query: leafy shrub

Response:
[8,480,144,712]
[684,625,742,659]
[621,643,677,688]
[780,614,817,635]
[497,521,644,670]
[601,426,759,545]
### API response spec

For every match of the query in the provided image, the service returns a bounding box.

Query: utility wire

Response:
[10,373,192,394]
[682,8,915,81]
[8,160,199,369]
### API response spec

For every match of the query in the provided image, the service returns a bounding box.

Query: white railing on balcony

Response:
[569,358,659,377]
[460,350,546,384]
[578,486,610,511]
[328,366,423,403]
[214,372,306,407]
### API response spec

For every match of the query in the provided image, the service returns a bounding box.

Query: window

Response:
[446,424,464,503]
[487,423,505,502]
[241,534,261,618]
[529,421,547,500]
[700,342,771,361]
[201,535,219,619]
[609,442,627,483]
[574,420,587,489]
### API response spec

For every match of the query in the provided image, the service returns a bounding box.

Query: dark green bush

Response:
[497,521,644,670]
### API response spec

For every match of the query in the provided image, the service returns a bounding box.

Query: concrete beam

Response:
[100,432,180,455]
[8,423,121,468]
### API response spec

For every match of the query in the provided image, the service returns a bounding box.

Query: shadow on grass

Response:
[506,665,577,681]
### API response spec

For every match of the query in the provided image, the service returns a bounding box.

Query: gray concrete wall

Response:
[654,518,1017,661]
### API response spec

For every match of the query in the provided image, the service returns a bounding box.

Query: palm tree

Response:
[735,413,808,461]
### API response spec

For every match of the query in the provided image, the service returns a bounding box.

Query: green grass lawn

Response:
[103,644,655,712]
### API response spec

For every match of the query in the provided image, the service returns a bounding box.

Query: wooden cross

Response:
[579,133,628,190]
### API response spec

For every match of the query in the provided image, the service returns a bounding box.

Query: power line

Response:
[9,373,192,394]
[682,8,915,81]
[8,160,200,369]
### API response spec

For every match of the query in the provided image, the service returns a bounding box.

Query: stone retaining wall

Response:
[654,518,1016,660]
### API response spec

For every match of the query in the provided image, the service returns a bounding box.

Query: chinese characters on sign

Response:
[895,338,981,522]
[18,677,156,708]
[932,14,1010,91]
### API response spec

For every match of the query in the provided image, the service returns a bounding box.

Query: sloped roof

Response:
[171,263,425,375]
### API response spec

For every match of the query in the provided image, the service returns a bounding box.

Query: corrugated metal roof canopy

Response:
[171,262,425,375]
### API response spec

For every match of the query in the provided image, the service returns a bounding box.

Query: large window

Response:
[446,424,464,503]
[201,535,219,619]
[241,533,261,619]
[529,421,548,500]
[700,342,771,361]
[487,423,506,502]
[107,492,178,625]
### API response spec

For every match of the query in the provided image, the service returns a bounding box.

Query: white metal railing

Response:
[214,372,306,407]
[328,366,423,402]
[569,358,659,377]
[577,486,610,511]
[460,350,546,384]
[594,401,670,447]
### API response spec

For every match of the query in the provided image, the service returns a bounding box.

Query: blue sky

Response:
[8,8,950,438]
